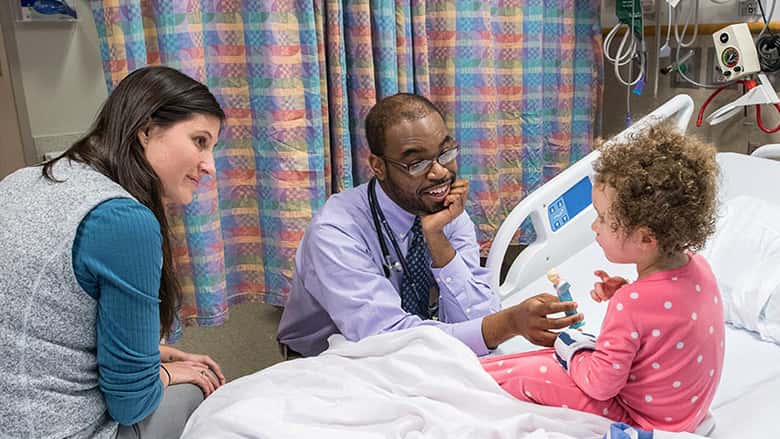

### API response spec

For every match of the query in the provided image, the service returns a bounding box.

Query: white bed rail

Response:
[486,94,695,298]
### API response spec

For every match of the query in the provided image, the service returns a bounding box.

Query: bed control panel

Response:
[548,176,592,232]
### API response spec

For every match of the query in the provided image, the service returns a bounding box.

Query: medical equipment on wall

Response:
[674,0,778,82]
[608,0,780,131]
[662,1,763,89]
[653,0,674,97]
[604,0,650,127]
[713,23,761,80]
[697,73,780,132]
[670,0,715,89]
[646,1,780,134]
[604,0,647,88]
[694,19,780,133]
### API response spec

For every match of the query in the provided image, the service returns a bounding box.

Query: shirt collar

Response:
[373,179,416,241]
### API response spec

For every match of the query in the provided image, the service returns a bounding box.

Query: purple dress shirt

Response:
[277,181,501,356]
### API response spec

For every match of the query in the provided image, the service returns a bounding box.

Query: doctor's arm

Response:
[303,222,492,355]
[422,209,582,348]
[421,210,583,349]
[426,211,500,323]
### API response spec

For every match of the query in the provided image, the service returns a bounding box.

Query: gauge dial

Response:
[721,47,740,69]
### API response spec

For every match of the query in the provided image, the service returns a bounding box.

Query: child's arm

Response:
[556,288,641,401]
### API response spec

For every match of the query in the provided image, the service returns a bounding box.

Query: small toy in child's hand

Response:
[546,269,585,329]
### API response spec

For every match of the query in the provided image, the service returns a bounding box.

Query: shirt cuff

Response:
[449,316,490,356]
[431,253,469,298]
[554,330,597,373]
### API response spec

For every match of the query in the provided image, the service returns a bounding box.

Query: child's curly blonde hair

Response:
[593,122,718,256]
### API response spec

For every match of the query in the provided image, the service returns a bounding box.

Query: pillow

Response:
[700,195,780,344]
[760,272,780,343]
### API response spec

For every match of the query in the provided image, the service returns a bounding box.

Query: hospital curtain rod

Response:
[602,21,780,37]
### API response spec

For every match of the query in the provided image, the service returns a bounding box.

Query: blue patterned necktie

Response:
[400,216,437,319]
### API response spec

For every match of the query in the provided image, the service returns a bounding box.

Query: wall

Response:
[0,16,27,177]
[603,37,780,152]
[602,0,780,29]
[601,2,780,152]
[12,0,106,157]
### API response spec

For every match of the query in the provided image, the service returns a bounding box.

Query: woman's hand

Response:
[160,345,226,385]
[591,270,629,302]
[163,361,222,397]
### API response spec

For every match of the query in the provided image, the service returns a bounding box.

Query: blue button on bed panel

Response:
[548,177,593,232]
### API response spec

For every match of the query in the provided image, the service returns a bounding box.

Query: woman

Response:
[0,66,227,438]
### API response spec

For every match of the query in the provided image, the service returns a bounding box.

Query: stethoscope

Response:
[368,177,439,319]
[368,177,409,278]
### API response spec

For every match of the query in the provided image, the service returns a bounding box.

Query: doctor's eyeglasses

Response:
[383,143,460,177]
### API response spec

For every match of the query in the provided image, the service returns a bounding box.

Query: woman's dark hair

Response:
[43,66,225,338]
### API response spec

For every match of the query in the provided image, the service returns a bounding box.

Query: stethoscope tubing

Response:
[368,177,438,286]
[368,177,440,319]
[368,177,409,277]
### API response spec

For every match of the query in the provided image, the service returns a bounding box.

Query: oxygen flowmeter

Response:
[713,23,760,80]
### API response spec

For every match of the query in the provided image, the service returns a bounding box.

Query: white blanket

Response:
[182,327,702,439]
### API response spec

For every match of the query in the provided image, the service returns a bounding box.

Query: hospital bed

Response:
[182,96,780,439]
[488,94,780,438]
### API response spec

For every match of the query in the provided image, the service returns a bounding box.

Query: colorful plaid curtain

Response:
[90,0,602,328]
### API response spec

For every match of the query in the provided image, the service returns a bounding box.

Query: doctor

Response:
[277,93,582,357]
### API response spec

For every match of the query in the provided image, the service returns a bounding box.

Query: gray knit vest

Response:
[0,160,136,438]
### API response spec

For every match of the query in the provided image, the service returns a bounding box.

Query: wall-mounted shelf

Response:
[16,1,78,23]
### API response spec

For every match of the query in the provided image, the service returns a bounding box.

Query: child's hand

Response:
[591,270,628,302]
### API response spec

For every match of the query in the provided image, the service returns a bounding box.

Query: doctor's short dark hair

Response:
[593,122,718,256]
[365,93,445,156]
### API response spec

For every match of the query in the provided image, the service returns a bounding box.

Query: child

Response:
[480,123,724,433]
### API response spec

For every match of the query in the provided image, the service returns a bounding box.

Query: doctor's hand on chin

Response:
[481,293,584,348]
[420,178,469,235]
[420,179,469,268]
